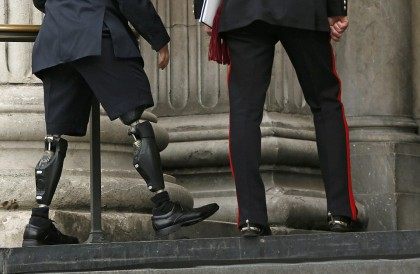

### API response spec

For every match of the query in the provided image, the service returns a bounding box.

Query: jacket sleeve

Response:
[33,0,46,13]
[115,0,170,51]
[193,0,204,20]
[327,0,348,17]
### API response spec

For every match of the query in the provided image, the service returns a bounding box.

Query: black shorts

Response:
[37,37,154,136]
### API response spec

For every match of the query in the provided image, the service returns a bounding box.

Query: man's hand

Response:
[204,25,212,36]
[328,16,349,42]
[158,44,170,70]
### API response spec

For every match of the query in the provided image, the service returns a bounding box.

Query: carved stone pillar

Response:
[413,0,420,129]
[333,0,420,230]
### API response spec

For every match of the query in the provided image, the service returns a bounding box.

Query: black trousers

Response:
[37,36,154,136]
[224,21,358,228]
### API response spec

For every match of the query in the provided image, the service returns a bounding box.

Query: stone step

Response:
[1,231,419,273]
[67,259,420,274]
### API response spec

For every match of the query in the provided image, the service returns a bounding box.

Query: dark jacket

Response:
[194,0,348,33]
[32,0,170,73]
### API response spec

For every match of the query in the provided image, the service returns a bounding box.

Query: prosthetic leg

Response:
[22,136,79,247]
[120,108,219,236]
[35,136,67,206]
[130,121,165,192]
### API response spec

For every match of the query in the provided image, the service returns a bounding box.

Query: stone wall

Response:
[0,0,419,247]
[413,0,420,128]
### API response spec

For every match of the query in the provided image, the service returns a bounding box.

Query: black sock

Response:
[29,207,51,227]
[151,191,173,214]
[31,207,49,218]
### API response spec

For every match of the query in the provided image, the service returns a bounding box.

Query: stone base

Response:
[0,209,326,248]
[351,142,420,231]
[160,114,418,232]
[54,211,239,243]
[2,231,420,273]
[0,210,31,248]
[72,259,420,274]
[169,165,367,231]
[0,209,238,248]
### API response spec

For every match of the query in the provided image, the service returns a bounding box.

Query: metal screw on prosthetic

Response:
[129,121,165,192]
[35,136,68,206]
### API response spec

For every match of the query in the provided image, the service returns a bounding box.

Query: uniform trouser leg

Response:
[225,26,277,227]
[278,27,358,220]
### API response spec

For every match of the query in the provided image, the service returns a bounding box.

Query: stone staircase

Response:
[1,231,419,273]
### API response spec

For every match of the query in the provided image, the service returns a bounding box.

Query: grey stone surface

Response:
[2,231,420,273]
[53,211,238,243]
[351,142,420,230]
[337,0,412,119]
[68,259,420,274]
[1,0,420,250]
[0,210,31,248]
[0,248,7,273]
[413,0,420,129]
[0,169,190,211]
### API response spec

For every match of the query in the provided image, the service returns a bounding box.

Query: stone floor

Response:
[1,230,419,273]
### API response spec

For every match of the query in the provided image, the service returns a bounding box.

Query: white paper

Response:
[199,0,222,27]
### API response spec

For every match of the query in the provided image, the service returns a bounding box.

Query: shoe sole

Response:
[154,207,219,236]
[181,209,217,227]
[22,239,79,247]
[241,231,260,238]
[154,223,182,236]
[22,239,43,247]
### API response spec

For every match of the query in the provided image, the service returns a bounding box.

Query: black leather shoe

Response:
[22,221,79,247]
[328,213,365,232]
[152,202,219,236]
[240,221,272,238]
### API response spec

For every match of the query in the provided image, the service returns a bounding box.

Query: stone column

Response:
[334,0,420,230]
[413,0,420,129]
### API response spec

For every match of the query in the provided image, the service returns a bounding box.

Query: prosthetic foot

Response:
[127,119,219,235]
[22,136,79,247]
[130,121,165,192]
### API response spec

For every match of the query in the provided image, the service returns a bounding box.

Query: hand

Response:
[328,16,349,42]
[204,25,212,36]
[158,44,170,70]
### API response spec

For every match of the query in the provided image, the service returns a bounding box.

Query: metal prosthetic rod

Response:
[130,121,165,192]
[35,136,68,206]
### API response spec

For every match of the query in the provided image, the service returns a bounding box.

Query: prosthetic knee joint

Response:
[35,136,68,206]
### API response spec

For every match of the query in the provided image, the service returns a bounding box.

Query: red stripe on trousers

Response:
[330,44,358,221]
[227,65,241,228]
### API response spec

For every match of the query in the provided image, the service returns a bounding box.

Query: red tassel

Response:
[208,2,230,65]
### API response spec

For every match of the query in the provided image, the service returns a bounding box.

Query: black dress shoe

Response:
[152,202,219,236]
[328,213,365,232]
[22,221,79,247]
[240,220,272,238]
